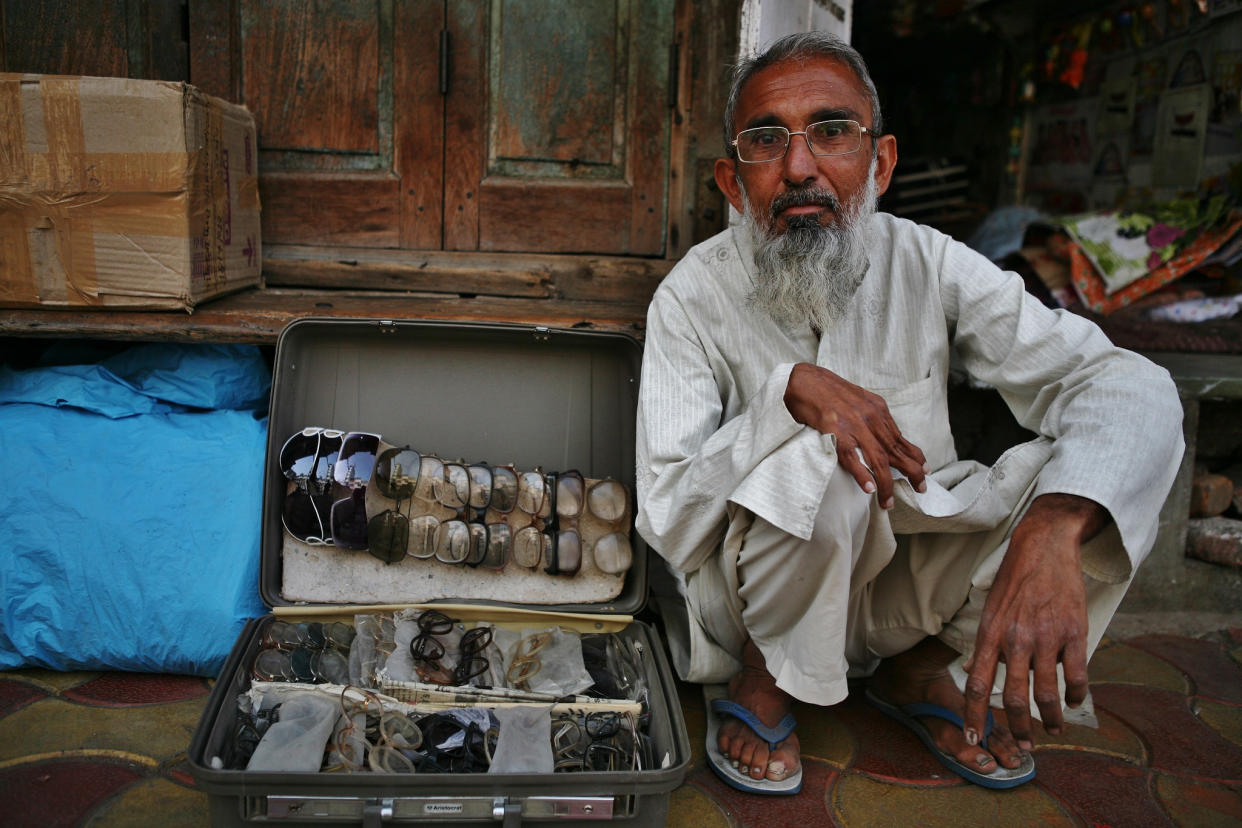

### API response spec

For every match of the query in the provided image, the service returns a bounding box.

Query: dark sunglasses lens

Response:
[375,448,420,499]
[367,511,409,563]
[280,432,320,480]
[331,491,369,550]
[283,490,332,541]
[335,433,379,486]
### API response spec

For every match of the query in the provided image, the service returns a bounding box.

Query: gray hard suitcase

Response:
[187,318,690,826]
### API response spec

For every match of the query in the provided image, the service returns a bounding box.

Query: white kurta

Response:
[636,213,1185,694]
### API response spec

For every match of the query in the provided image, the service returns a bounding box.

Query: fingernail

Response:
[923,462,931,473]
[965,728,979,746]
[1047,726,1061,736]
[864,481,876,493]
[882,497,894,509]
[977,754,993,767]
[1019,739,1033,751]
[917,480,927,493]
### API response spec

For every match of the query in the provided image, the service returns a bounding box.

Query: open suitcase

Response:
[187,319,690,826]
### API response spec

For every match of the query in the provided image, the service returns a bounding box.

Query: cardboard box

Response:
[0,73,261,312]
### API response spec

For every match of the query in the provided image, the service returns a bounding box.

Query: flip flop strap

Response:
[710,698,797,750]
[900,702,996,748]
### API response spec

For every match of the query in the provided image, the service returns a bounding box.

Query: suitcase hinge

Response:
[362,798,393,828]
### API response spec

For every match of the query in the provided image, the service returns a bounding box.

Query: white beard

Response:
[742,159,878,332]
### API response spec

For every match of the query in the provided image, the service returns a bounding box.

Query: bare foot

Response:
[717,639,801,782]
[870,637,1028,776]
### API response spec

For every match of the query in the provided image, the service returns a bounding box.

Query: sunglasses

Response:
[280,427,344,544]
[328,432,381,551]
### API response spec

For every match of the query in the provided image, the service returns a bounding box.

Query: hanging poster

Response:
[1152,84,1211,189]
[1028,99,1097,191]
[1098,78,1136,134]
[1130,52,1170,157]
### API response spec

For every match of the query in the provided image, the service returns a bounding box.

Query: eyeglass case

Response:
[187,318,690,826]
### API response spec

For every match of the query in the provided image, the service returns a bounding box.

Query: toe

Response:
[955,744,998,774]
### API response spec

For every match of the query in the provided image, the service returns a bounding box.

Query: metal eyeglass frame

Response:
[731,119,878,163]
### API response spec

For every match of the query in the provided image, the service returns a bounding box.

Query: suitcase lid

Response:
[261,318,647,617]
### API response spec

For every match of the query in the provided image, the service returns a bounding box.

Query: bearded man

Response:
[635,31,1183,794]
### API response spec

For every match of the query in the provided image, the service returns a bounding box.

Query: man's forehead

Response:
[736,56,871,129]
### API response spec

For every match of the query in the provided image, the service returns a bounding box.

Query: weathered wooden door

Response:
[190,0,673,257]
[447,0,672,255]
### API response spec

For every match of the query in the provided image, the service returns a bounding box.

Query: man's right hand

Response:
[783,362,928,508]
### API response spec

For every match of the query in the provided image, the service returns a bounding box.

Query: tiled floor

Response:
[2,628,1241,826]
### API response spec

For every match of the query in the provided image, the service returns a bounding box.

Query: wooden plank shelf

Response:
[0,247,671,345]
[0,287,654,345]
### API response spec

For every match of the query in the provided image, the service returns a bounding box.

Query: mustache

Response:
[769,187,841,220]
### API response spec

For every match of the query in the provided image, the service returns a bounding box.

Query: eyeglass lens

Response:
[735,119,863,162]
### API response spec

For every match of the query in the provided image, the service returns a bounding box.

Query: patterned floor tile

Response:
[834,692,968,786]
[0,669,100,693]
[1155,774,1242,827]
[830,770,1071,826]
[1031,750,1170,827]
[1092,684,1242,782]
[0,678,47,716]
[1032,703,1147,763]
[62,673,210,707]
[85,775,208,827]
[0,696,207,764]
[667,781,732,827]
[686,760,840,826]
[1088,641,1190,693]
[0,759,142,828]
[793,702,855,769]
[1195,698,1242,750]
[1127,634,1242,704]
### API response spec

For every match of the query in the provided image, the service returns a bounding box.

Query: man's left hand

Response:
[962,493,1110,751]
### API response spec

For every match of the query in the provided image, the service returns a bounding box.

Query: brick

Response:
[1186,517,1242,568]
[1190,473,1234,518]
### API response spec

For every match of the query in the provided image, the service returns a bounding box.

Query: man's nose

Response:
[781,132,819,184]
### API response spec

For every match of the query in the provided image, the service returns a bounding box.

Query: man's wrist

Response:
[1021,493,1111,545]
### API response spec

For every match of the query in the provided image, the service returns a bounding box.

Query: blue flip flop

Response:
[703,684,803,795]
[865,688,1036,789]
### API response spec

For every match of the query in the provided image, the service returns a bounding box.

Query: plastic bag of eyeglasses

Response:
[493,625,594,697]
[488,705,555,773]
[245,691,340,772]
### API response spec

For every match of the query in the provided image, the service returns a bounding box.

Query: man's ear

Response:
[873,133,898,197]
[714,157,747,214]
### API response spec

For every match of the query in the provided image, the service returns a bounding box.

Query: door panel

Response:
[188,0,671,255]
[456,0,672,255]
[241,0,380,153]
[192,0,443,248]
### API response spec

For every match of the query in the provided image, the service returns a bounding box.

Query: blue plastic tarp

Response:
[0,343,271,675]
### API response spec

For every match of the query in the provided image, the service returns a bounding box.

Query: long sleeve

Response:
[636,286,817,574]
[936,236,1185,575]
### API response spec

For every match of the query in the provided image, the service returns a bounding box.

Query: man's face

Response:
[714,56,896,235]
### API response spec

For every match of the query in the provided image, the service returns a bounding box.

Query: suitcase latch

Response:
[518,796,614,820]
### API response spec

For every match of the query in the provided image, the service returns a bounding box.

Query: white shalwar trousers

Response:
[679,458,1134,707]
